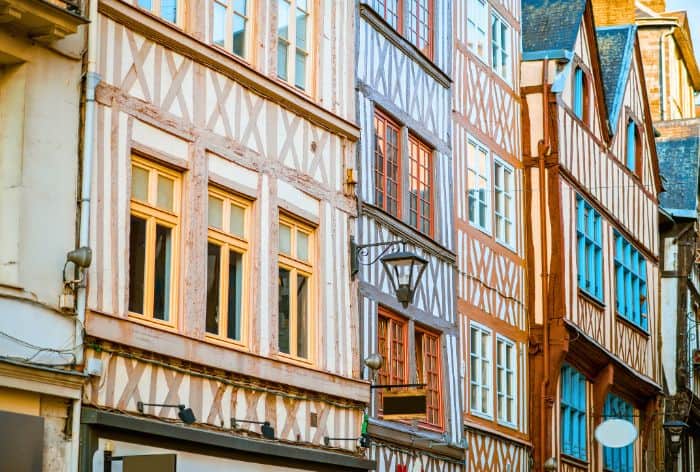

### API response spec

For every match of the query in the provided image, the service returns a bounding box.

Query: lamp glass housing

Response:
[380,250,428,307]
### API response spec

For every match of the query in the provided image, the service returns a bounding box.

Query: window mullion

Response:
[144,216,157,318]
[290,267,298,357]
[219,244,230,337]
[289,0,296,87]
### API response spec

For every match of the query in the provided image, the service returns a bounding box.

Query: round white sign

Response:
[594,419,638,448]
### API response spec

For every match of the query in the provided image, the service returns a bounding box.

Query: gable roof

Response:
[596,25,636,130]
[522,0,587,60]
[657,136,700,219]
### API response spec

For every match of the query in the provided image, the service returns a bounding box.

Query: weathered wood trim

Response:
[359,282,458,334]
[97,0,360,140]
[360,204,456,263]
[367,419,464,460]
[81,408,376,470]
[86,310,370,402]
[358,4,451,88]
[463,420,532,449]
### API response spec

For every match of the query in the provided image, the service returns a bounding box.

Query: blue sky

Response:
[667,0,700,62]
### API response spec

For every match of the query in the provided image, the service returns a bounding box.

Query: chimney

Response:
[591,0,636,26]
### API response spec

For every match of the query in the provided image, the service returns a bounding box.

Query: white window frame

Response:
[211,0,251,59]
[496,335,517,428]
[494,157,516,250]
[469,321,493,419]
[490,11,511,83]
[467,137,491,234]
[466,0,488,61]
[277,0,311,91]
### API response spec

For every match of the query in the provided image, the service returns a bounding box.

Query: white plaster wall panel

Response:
[207,153,259,192]
[277,180,320,218]
[132,119,189,160]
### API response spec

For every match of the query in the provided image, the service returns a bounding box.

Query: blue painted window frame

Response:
[614,233,648,331]
[574,67,584,119]
[576,196,603,301]
[626,120,637,172]
[561,364,587,461]
[603,394,634,472]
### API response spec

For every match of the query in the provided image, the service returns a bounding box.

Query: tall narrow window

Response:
[376,0,401,30]
[467,0,487,60]
[576,196,603,301]
[277,0,310,90]
[415,327,442,428]
[573,67,586,121]
[491,13,511,82]
[374,111,401,217]
[603,394,634,472]
[470,323,492,418]
[496,336,516,427]
[206,188,250,342]
[408,135,433,235]
[137,0,178,23]
[129,158,180,324]
[626,119,640,174]
[212,0,250,57]
[560,364,587,461]
[614,233,648,331]
[377,309,407,414]
[278,215,313,360]
[467,138,490,231]
[494,159,515,248]
[407,0,433,58]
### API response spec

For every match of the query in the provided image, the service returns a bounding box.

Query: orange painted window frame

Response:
[377,308,408,415]
[406,0,434,59]
[408,134,434,236]
[415,325,443,429]
[374,110,402,218]
[376,0,402,31]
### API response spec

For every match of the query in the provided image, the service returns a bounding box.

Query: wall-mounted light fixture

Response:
[232,418,275,440]
[664,419,687,456]
[60,246,92,312]
[136,401,196,425]
[351,238,428,308]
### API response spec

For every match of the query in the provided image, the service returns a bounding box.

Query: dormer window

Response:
[626,119,640,174]
[573,66,587,122]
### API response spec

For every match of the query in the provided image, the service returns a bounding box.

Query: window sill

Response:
[275,351,315,368]
[204,333,248,352]
[560,454,589,468]
[128,312,178,332]
[578,289,606,309]
[469,409,494,422]
[495,237,517,255]
[468,221,492,238]
[496,419,518,431]
[615,314,650,338]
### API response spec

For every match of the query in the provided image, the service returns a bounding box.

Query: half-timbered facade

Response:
[355,0,464,469]
[78,0,374,469]
[522,1,663,470]
[453,0,529,469]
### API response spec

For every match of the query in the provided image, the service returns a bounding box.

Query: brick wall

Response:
[655,118,700,138]
[638,28,664,121]
[591,0,635,26]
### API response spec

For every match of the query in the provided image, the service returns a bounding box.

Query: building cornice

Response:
[0,358,86,399]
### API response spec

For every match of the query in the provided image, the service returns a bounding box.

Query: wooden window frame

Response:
[374,110,402,218]
[467,137,491,233]
[377,308,409,417]
[573,66,590,124]
[614,232,648,331]
[561,364,588,462]
[205,187,251,347]
[408,134,434,236]
[415,325,443,430]
[576,196,603,302]
[406,0,434,59]
[469,321,493,419]
[136,0,181,24]
[490,11,511,84]
[277,213,315,363]
[376,0,402,31]
[211,0,252,59]
[603,394,634,471]
[625,118,642,176]
[128,156,181,328]
[494,157,515,250]
[277,0,311,92]
[495,335,517,428]
[466,0,488,61]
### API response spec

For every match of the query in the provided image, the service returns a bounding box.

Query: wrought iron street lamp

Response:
[351,238,428,308]
[664,419,688,456]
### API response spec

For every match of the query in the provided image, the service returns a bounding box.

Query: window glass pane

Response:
[278,267,291,354]
[213,2,226,47]
[153,224,173,321]
[230,204,245,237]
[295,50,307,89]
[131,166,149,202]
[296,9,307,50]
[161,0,177,22]
[138,0,152,11]
[297,231,309,261]
[233,14,246,56]
[157,175,174,211]
[277,41,289,79]
[296,273,309,358]
[208,195,223,229]
[227,251,243,340]
[279,224,292,254]
[206,242,221,334]
[278,0,290,39]
[233,0,246,13]
[128,215,147,314]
